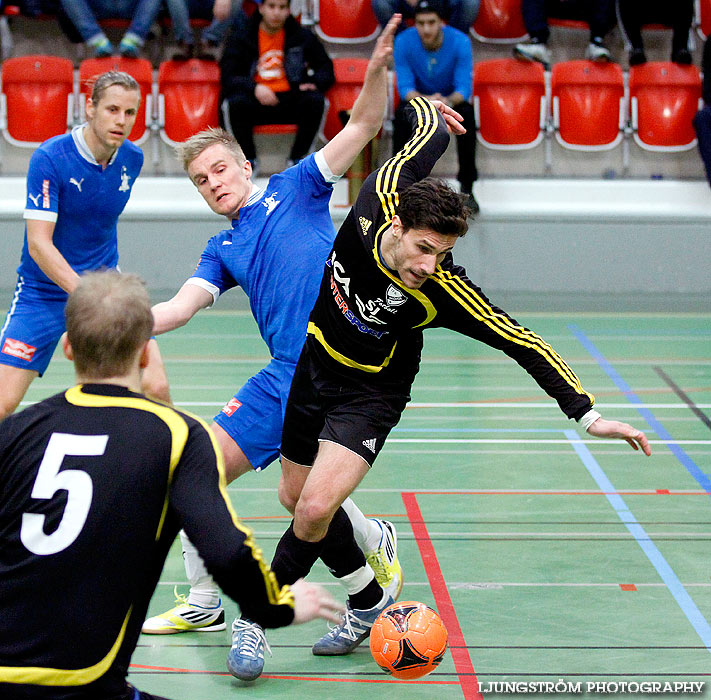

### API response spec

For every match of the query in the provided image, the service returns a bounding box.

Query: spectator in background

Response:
[59,0,162,56]
[618,0,694,66]
[372,0,478,35]
[514,0,615,68]
[219,0,334,173]
[693,38,711,186]
[164,0,236,59]
[393,0,478,212]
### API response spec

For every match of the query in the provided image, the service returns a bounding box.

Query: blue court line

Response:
[565,429,711,653]
[568,324,711,496]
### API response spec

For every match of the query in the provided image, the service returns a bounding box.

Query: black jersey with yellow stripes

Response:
[305,97,594,420]
[0,383,293,699]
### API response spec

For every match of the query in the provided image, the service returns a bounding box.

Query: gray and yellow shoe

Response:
[365,519,403,600]
[141,587,226,634]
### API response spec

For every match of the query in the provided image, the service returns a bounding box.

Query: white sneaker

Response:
[141,587,226,634]
[514,40,551,67]
[585,41,611,62]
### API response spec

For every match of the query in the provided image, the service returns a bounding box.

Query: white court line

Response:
[385,438,711,445]
[168,400,711,409]
[156,580,711,588]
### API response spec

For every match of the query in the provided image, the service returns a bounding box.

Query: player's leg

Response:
[273,446,395,656]
[140,338,171,403]
[141,423,253,635]
[0,287,65,419]
[0,365,38,420]
[142,377,273,635]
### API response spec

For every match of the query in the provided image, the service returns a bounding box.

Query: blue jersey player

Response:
[142,16,416,681]
[0,71,170,420]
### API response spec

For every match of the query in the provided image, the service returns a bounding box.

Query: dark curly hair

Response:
[396,177,470,237]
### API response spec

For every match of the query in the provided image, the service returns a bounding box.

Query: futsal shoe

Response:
[365,519,403,600]
[312,593,395,656]
[141,588,226,634]
[227,618,270,681]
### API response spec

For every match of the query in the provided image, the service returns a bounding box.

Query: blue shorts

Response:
[213,357,296,472]
[0,278,66,376]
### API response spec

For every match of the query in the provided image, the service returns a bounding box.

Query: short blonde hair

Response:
[85,70,141,106]
[175,127,246,172]
[65,271,153,379]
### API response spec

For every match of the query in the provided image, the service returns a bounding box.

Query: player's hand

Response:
[290,579,345,625]
[586,418,651,456]
[429,99,466,135]
[255,84,279,106]
[369,13,401,70]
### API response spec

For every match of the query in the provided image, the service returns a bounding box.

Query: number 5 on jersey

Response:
[20,433,108,556]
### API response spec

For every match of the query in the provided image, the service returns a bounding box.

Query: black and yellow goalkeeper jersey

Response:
[305,97,594,421]
[0,383,293,699]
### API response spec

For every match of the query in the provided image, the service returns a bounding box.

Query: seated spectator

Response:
[17,0,83,43]
[514,0,615,68]
[393,0,478,212]
[618,0,694,66]
[164,0,237,59]
[59,0,163,55]
[219,0,334,173]
[372,0,478,35]
[693,38,711,186]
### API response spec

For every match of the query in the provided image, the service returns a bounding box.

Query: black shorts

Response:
[281,345,410,468]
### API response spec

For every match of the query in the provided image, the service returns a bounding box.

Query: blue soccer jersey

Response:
[19,124,143,299]
[188,151,339,364]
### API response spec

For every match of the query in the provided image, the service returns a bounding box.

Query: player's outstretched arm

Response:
[321,14,400,177]
[290,579,345,624]
[586,417,651,455]
[152,284,214,334]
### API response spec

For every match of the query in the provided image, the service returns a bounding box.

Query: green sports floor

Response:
[22,309,711,700]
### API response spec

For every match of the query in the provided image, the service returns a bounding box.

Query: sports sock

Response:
[180,530,220,608]
[319,507,383,610]
[341,497,382,552]
[271,521,326,585]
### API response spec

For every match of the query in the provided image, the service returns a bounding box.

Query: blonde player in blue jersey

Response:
[140,15,457,682]
[0,71,170,419]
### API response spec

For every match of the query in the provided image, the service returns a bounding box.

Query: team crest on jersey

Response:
[222,398,242,417]
[385,284,407,307]
[2,338,36,361]
[118,166,131,192]
[359,217,372,235]
[263,192,280,216]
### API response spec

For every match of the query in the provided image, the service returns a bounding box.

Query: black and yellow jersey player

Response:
[0,271,341,700]
[268,96,651,660]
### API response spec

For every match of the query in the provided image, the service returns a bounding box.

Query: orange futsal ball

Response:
[369,601,448,680]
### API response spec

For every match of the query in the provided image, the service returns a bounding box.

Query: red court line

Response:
[129,664,459,685]
[402,492,483,700]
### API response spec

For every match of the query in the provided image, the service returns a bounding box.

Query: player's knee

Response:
[293,495,333,533]
[277,479,298,514]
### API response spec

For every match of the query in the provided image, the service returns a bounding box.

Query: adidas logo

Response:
[359,216,372,235]
[362,438,377,453]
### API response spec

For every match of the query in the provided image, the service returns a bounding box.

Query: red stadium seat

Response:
[471,0,527,43]
[699,0,711,38]
[551,60,624,150]
[0,55,74,147]
[323,57,369,141]
[313,0,380,43]
[79,57,154,144]
[629,61,701,151]
[158,59,220,145]
[473,58,546,148]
